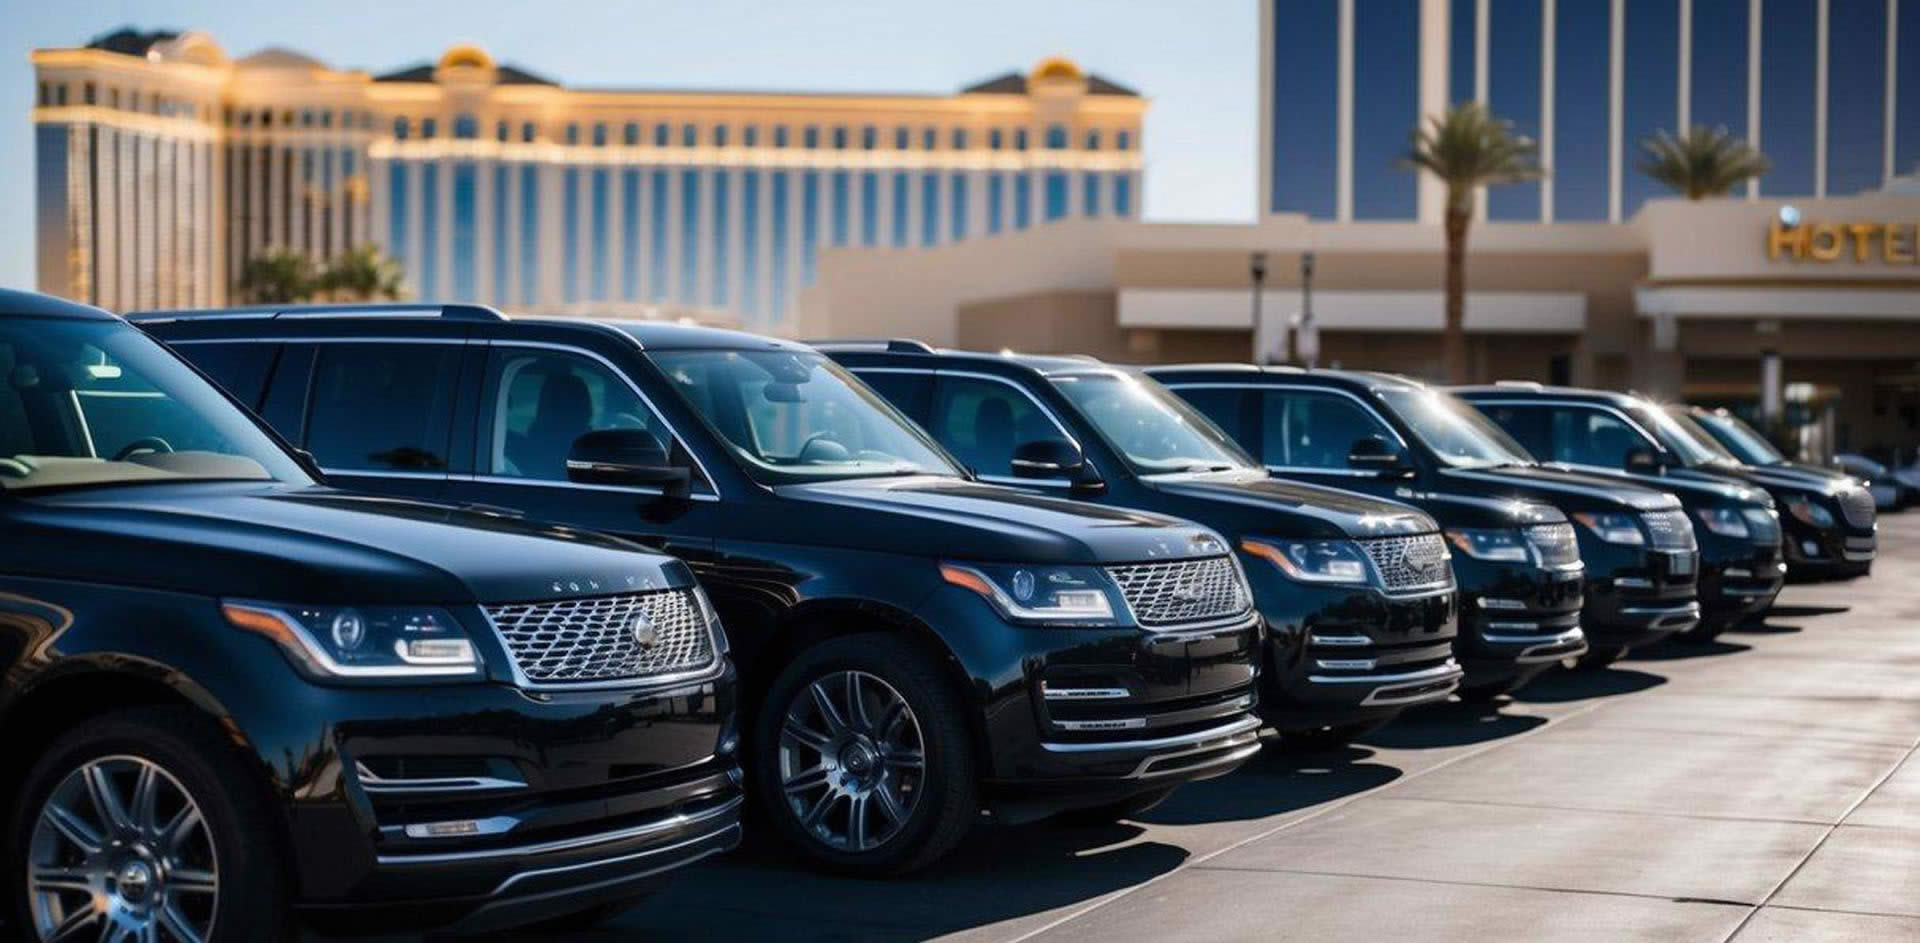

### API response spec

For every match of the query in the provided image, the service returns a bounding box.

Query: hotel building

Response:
[802,0,1920,459]
[31,28,1146,328]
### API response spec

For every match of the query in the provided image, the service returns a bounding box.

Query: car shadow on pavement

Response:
[1353,699,1548,750]
[1727,620,1806,635]
[1508,666,1667,703]
[1625,639,1753,661]
[1134,740,1400,826]
[1766,604,1852,618]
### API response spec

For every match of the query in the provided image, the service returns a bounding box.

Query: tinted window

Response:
[305,344,459,472]
[1476,404,1552,458]
[485,348,698,485]
[175,342,277,410]
[1262,390,1395,468]
[931,375,1069,478]
[857,370,935,425]
[1484,405,1660,469]
[1171,387,1258,452]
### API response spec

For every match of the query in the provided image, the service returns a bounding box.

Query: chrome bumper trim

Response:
[1040,714,1263,754]
[376,794,745,866]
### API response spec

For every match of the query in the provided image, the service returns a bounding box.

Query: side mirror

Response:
[567,428,690,497]
[1624,445,1664,472]
[1348,436,1411,475]
[1011,438,1103,491]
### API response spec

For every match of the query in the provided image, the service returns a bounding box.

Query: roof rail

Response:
[125,303,507,324]
[1493,380,1545,390]
[803,337,936,354]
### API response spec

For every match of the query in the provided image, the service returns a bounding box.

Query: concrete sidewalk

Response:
[560,514,1920,942]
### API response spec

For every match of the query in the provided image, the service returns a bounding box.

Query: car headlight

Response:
[1572,512,1645,545]
[1444,528,1533,563]
[1741,508,1781,541]
[1240,538,1373,586]
[222,602,482,681]
[1784,497,1835,528]
[1694,507,1750,538]
[939,563,1119,625]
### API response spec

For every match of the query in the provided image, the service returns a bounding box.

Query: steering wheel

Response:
[796,430,848,463]
[112,437,174,461]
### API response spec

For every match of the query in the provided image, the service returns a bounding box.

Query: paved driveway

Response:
[516,513,1920,942]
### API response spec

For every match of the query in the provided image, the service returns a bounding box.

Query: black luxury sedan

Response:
[0,291,742,940]
[1457,385,1786,642]
[136,305,1265,876]
[1666,406,1878,579]
[821,342,1462,744]
[1145,366,1657,693]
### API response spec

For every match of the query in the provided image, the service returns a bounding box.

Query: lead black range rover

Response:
[137,305,1264,875]
[0,292,741,940]
[1146,366,1605,696]
[1457,385,1785,643]
[820,343,1461,745]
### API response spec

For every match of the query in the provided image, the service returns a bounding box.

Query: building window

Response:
[1355,0,1422,220]
[770,171,790,317]
[683,123,698,147]
[649,170,669,300]
[83,82,96,106]
[895,126,910,149]
[920,172,939,246]
[624,122,640,146]
[803,125,820,149]
[563,168,581,304]
[744,125,760,147]
[831,171,850,246]
[741,170,761,316]
[388,163,409,270]
[320,111,333,128]
[1083,172,1100,216]
[454,113,479,139]
[522,122,537,143]
[520,165,540,305]
[108,88,120,109]
[494,167,511,303]
[860,171,879,246]
[1014,128,1029,151]
[423,118,439,139]
[622,169,641,301]
[1044,172,1069,221]
[1044,124,1069,149]
[922,127,936,150]
[655,123,671,147]
[452,164,478,300]
[495,120,510,142]
[591,169,611,300]
[393,117,409,140]
[711,170,730,306]
[300,109,313,127]
[1116,129,1132,151]
[1014,174,1032,228]
[592,123,608,147]
[1085,129,1101,150]
[714,124,730,147]
[891,172,909,247]
[989,128,1003,150]
[565,123,580,146]
[952,128,968,150]
[420,163,441,297]
[801,171,820,285]
[773,125,789,148]
[680,169,700,303]
[861,125,877,150]
[950,173,968,241]
[1114,173,1133,216]
[832,126,848,149]
[1555,0,1612,220]
[36,82,49,107]
[988,173,1005,234]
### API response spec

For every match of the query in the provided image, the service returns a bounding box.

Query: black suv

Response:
[0,292,741,940]
[1457,385,1785,642]
[821,343,1460,745]
[137,307,1263,875]
[1668,406,1877,580]
[1145,367,1608,696]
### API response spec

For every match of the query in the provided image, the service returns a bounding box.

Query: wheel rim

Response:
[777,670,926,853]
[27,755,218,943]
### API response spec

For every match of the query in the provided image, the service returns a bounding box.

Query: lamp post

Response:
[1249,251,1268,364]
[1296,251,1317,367]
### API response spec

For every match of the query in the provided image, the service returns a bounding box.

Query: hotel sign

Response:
[1767,206,1919,264]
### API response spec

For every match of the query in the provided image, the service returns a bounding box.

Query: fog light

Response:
[1724,567,1752,578]
[1802,540,1820,557]
[1478,598,1528,610]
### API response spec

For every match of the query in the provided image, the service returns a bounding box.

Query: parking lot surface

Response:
[493,513,1920,942]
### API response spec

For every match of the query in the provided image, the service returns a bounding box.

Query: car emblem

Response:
[629,611,659,648]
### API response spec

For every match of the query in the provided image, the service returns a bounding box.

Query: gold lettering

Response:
[1807,223,1844,261]
[1767,220,1808,260]
[1846,223,1884,261]
[1888,224,1917,264]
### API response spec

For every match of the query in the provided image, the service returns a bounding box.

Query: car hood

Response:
[1546,465,1771,509]
[774,475,1232,564]
[1444,464,1681,513]
[1139,470,1437,541]
[1373,486,1568,529]
[5,483,691,605]
[1669,465,1827,502]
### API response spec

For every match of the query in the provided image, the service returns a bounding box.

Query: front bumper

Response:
[1699,539,1786,627]
[1581,545,1700,649]
[1256,577,1463,731]
[1784,521,1876,580]
[1456,561,1588,689]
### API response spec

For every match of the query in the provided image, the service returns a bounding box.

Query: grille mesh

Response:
[485,590,715,684]
[1641,510,1697,551]
[1106,556,1249,627]
[1835,487,1876,529]
[1525,523,1581,568]
[1357,533,1454,593]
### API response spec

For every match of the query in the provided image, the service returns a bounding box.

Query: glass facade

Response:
[519,165,538,305]
[1353,0,1420,220]
[452,163,476,300]
[621,169,640,301]
[742,169,760,316]
[1621,0,1678,218]
[1486,0,1542,221]
[679,169,699,303]
[831,170,851,246]
[1760,0,1818,196]
[590,169,610,301]
[1082,171,1099,217]
[891,171,910,247]
[1690,0,1749,136]
[921,172,939,246]
[1114,173,1134,216]
[801,170,819,285]
[418,163,439,298]
[649,170,668,300]
[988,173,1005,234]
[492,167,510,302]
[1015,173,1033,229]
[861,171,879,246]
[1555,0,1612,221]
[951,173,969,241]
[562,167,580,304]
[1269,0,1338,217]
[387,162,408,273]
[1827,0,1887,196]
[770,171,789,318]
[1044,171,1069,222]
[711,169,729,307]
[1904,21,1920,176]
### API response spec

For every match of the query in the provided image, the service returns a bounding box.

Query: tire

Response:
[1279,717,1390,752]
[1054,786,1179,826]
[1578,645,1628,668]
[751,634,977,876]
[7,706,291,943]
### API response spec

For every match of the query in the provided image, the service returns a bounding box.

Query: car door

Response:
[1251,386,1408,499]
[278,339,468,501]
[442,341,719,565]
[1476,402,1657,478]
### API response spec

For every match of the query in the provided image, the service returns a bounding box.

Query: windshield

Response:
[1050,371,1258,475]
[1686,410,1786,465]
[650,348,964,483]
[1627,404,1734,467]
[0,317,310,493]
[1376,388,1535,468]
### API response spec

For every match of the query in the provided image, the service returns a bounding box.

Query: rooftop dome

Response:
[1031,56,1084,82]
[437,43,496,72]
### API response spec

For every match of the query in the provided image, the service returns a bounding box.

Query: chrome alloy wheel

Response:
[27,755,218,943]
[778,670,926,853]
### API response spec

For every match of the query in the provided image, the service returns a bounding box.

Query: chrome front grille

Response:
[1640,510,1697,551]
[1106,556,1250,627]
[1357,533,1454,594]
[484,590,715,685]
[1836,487,1876,529]
[1525,523,1581,568]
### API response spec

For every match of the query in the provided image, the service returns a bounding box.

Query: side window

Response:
[485,348,705,488]
[305,343,460,472]
[1477,404,1551,458]
[173,342,278,410]
[1172,387,1257,453]
[929,376,1069,478]
[1261,390,1394,469]
[855,370,935,426]
[1552,407,1650,469]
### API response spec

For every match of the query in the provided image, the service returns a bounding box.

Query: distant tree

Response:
[1402,102,1544,384]
[235,249,318,304]
[319,244,407,301]
[1638,125,1770,200]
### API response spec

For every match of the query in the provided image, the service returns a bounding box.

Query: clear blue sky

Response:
[0,0,1257,293]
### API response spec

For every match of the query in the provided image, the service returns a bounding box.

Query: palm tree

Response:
[1402,102,1544,384]
[319,244,407,301]
[1638,125,1770,200]
[234,249,318,304]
